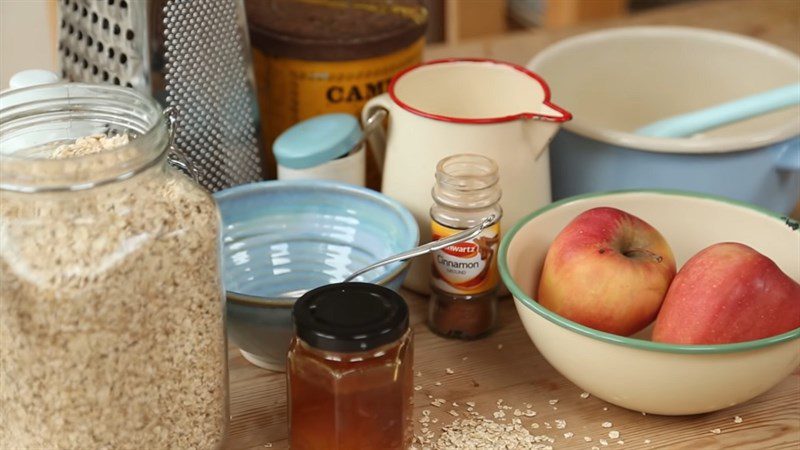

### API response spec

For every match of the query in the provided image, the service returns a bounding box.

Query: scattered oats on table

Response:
[600,438,609,446]
[580,392,591,399]
[644,439,651,444]
[617,440,625,445]
[563,432,574,439]
[584,436,593,442]
[435,381,442,386]
[445,368,455,374]
[555,419,566,429]
[711,428,722,435]
[602,421,613,428]
[734,416,743,424]
[609,430,620,439]
[414,385,422,391]
[548,399,559,405]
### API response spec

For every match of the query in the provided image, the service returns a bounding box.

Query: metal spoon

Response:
[344,214,498,283]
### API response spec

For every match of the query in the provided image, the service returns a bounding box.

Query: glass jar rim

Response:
[0,83,169,193]
[435,153,499,190]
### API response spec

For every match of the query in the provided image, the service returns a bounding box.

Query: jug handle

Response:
[361,94,392,172]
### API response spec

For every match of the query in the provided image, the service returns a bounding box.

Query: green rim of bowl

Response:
[498,188,800,354]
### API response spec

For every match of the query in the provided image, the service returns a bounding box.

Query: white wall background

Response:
[0,0,57,88]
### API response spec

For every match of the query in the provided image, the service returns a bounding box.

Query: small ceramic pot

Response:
[274,114,366,186]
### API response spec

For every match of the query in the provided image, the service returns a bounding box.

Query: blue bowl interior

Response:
[214,180,419,299]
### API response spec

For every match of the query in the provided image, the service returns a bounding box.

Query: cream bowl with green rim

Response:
[498,190,800,415]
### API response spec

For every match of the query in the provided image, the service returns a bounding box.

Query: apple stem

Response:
[623,248,664,263]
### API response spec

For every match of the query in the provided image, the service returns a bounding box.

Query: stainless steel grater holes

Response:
[59,0,264,192]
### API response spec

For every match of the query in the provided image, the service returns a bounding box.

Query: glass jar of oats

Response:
[0,83,228,449]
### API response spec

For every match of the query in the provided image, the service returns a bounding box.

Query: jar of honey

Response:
[245,0,428,181]
[288,282,413,450]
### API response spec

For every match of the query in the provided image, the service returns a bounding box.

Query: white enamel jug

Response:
[362,59,571,294]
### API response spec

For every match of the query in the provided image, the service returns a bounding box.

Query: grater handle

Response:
[163,106,203,185]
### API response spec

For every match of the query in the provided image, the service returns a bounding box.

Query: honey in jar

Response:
[288,282,413,450]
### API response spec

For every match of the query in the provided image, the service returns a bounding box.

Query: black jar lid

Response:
[293,282,409,353]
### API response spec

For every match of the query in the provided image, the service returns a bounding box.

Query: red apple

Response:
[538,207,676,336]
[653,242,800,345]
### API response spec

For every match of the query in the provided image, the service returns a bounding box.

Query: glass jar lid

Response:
[293,282,409,352]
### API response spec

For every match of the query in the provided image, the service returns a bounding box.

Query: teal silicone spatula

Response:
[636,83,800,138]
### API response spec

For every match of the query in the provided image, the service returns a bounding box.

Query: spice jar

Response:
[288,282,413,450]
[0,83,228,448]
[428,154,503,339]
[245,0,427,181]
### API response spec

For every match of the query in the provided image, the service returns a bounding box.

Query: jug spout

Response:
[523,116,563,161]
[535,102,571,122]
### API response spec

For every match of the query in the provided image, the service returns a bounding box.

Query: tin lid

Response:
[245,0,427,61]
[273,113,362,170]
[292,282,409,353]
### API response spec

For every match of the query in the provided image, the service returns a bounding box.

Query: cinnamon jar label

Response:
[431,221,501,295]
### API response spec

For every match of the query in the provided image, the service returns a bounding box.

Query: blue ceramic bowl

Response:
[214,180,419,370]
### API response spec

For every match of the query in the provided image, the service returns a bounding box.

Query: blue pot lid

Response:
[273,113,363,169]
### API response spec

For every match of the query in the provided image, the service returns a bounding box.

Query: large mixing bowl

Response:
[215,180,419,371]
[527,26,800,213]
[499,190,800,415]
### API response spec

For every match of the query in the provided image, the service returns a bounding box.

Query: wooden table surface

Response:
[227,1,800,448]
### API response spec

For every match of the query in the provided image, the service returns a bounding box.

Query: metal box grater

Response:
[58,0,264,192]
